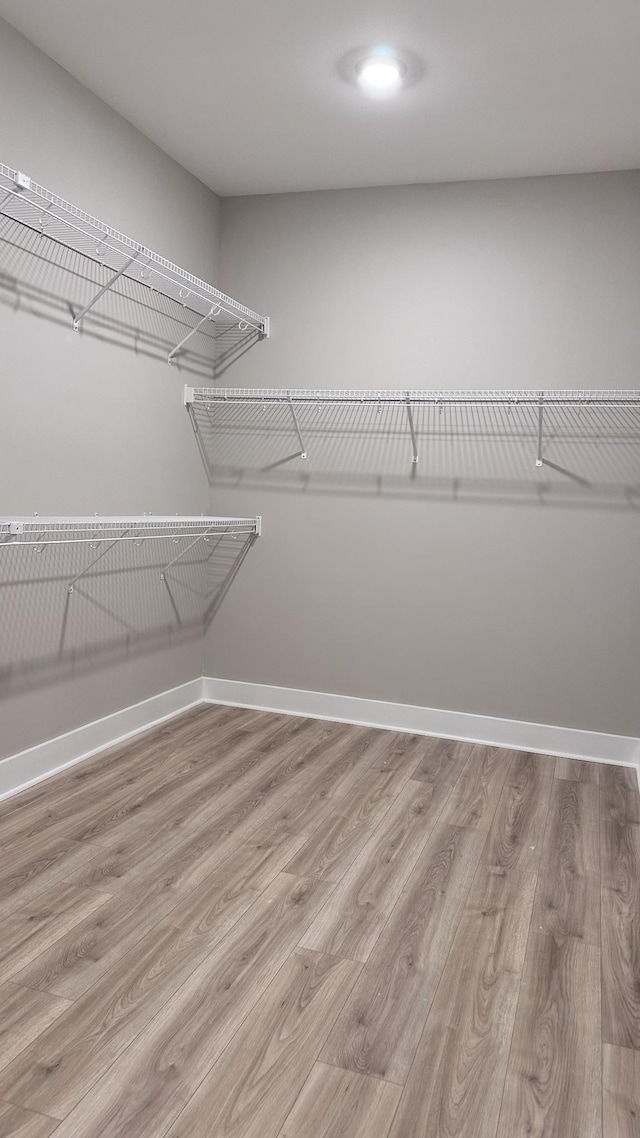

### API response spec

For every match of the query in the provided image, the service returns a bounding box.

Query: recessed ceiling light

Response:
[338,46,424,95]
[356,56,404,94]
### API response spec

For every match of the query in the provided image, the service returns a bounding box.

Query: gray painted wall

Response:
[0,19,219,758]
[206,174,640,737]
[0,18,637,756]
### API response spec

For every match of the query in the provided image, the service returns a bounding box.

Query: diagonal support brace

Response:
[67,529,131,593]
[536,393,544,467]
[406,393,419,464]
[73,256,138,330]
[168,307,219,363]
[288,395,308,459]
[160,528,217,580]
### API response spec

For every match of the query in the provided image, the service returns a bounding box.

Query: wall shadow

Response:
[188,398,640,510]
[0,530,257,697]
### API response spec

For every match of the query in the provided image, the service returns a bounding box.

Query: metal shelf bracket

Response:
[72,255,140,331]
[536,393,544,467]
[168,307,219,364]
[160,526,216,579]
[67,528,131,593]
[288,395,308,459]
[405,393,419,464]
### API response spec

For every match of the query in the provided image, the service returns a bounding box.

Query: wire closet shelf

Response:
[184,387,640,469]
[0,517,261,593]
[0,517,261,545]
[185,387,640,406]
[0,164,269,348]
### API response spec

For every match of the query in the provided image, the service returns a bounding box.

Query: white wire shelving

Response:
[184,387,640,485]
[0,516,261,589]
[185,388,640,406]
[0,164,269,359]
[0,517,261,672]
[0,516,261,543]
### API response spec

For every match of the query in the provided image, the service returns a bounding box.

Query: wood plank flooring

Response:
[0,705,638,1137]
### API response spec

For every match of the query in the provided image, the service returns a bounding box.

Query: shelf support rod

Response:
[536,393,544,467]
[72,256,138,330]
[288,395,307,459]
[168,307,218,363]
[160,528,217,579]
[67,528,131,593]
[406,393,419,464]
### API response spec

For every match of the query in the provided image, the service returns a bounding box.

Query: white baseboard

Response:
[2,673,638,804]
[203,676,640,778]
[0,677,205,802]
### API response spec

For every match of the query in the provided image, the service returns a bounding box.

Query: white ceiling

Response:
[1,0,639,197]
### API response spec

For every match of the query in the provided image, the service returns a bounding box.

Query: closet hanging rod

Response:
[0,164,269,338]
[0,516,262,547]
[184,387,640,407]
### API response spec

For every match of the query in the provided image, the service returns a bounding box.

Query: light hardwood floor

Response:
[0,704,638,1137]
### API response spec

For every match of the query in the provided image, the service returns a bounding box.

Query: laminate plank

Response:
[602,791,640,825]
[0,916,249,1120]
[482,751,555,872]
[60,815,196,895]
[388,864,537,1138]
[603,1044,640,1138]
[0,1102,58,1138]
[282,725,408,811]
[13,813,305,1001]
[135,720,359,876]
[556,757,600,784]
[0,985,70,1074]
[12,878,194,1001]
[320,822,485,1083]
[48,874,333,1137]
[532,778,600,946]
[600,765,640,826]
[62,713,323,851]
[0,714,622,1138]
[246,727,415,854]
[0,837,107,915]
[411,737,475,786]
[163,951,361,1138]
[17,710,316,858]
[284,769,408,883]
[92,715,345,851]
[601,766,640,792]
[367,731,429,774]
[278,1063,401,1138]
[0,883,111,981]
[0,703,223,821]
[496,933,601,1138]
[341,731,419,791]
[440,744,514,831]
[163,832,307,937]
[601,819,640,1049]
[300,779,450,962]
[60,718,318,893]
[0,864,322,1120]
[0,705,252,849]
